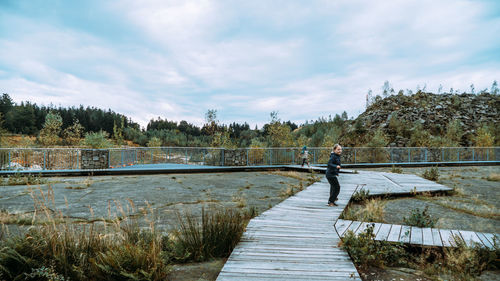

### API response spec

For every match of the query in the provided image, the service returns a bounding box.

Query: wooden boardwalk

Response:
[216,170,482,280]
[217,175,362,280]
[335,219,499,249]
[342,170,454,196]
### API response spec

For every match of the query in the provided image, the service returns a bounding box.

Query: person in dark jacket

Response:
[326,144,342,206]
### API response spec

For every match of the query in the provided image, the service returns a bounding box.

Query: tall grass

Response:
[170,207,252,262]
[0,186,254,280]
[341,198,386,223]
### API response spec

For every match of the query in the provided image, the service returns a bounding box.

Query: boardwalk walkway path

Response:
[335,219,499,248]
[217,170,459,280]
[216,173,362,280]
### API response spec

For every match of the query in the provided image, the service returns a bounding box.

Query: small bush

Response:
[422,166,439,181]
[307,171,321,185]
[341,198,385,223]
[5,173,46,186]
[82,131,112,149]
[441,236,500,280]
[352,188,370,202]
[341,224,408,268]
[171,207,248,263]
[403,206,437,228]
[486,173,500,181]
[391,165,403,173]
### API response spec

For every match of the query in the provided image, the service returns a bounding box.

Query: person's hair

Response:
[333,144,341,150]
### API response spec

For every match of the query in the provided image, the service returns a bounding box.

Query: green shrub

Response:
[82,131,112,149]
[442,236,500,280]
[422,166,439,181]
[391,165,403,173]
[352,188,370,202]
[5,173,46,186]
[341,224,408,268]
[403,206,437,228]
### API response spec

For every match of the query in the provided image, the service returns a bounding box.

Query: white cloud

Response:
[1,0,499,129]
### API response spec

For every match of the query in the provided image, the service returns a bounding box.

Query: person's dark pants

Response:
[327,176,340,204]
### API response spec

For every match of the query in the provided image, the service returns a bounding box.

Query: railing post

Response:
[442,148,444,162]
[487,148,489,161]
[246,149,249,166]
[425,149,428,162]
[408,148,411,163]
[43,150,46,170]
[121,150,124,167]
[313,150,316,164]
[150,149,153,164]
[354,149,356,164]
[472,148,475,161]
[457,150,460,161]
[107,150,110,169]
[8,150,11,170]
[185,148,188,164]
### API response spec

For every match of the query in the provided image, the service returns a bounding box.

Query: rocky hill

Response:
[347,92,500,147]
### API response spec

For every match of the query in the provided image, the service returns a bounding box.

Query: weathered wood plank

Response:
[387,224,402,242]
[375,223,392,241]
[410,226,423,245]
[481,233,497,249]
[439,229,454,247]
[431,228,443,247]
[422,227,434,246]
[345,221,362,236]
[459,230,485,247]
[335,219,352,237]
[355,222,374,235]
[399,225,411,243]
[476,232,495,249]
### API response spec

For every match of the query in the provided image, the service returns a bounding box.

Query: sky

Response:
[1,0,499,129]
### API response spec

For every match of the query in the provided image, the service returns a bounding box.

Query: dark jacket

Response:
[326,152,341,177]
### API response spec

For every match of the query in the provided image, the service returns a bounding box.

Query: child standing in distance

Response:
[300,146,310,167]
[326,144,342,206]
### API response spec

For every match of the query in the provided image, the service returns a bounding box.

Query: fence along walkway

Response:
[217,170,463,280]
[335,219,499,249]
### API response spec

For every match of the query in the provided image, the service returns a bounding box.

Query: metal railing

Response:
[0,147,498,171]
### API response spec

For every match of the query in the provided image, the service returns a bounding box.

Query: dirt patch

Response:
[168,259,225,281]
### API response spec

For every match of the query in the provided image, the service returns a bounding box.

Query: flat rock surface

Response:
[0,171,312,231]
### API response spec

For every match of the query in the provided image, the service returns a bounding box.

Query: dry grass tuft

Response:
[486,173,500,181]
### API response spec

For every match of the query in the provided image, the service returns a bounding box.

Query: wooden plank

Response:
[375,223,392,241]
[450,230,464,246]
[399,225,411,243]
[422,227,434,246]
[410,226,423,245]
[439,229,454,247]
[355,222,374,235]
[481,233,497,249]
[476,232,495,249]
[431,228,443,247]
[459,230,485,248]
[372,222,383,236]
[345,221,362,236]
[335,219,353,237]
[387,224,402,242]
